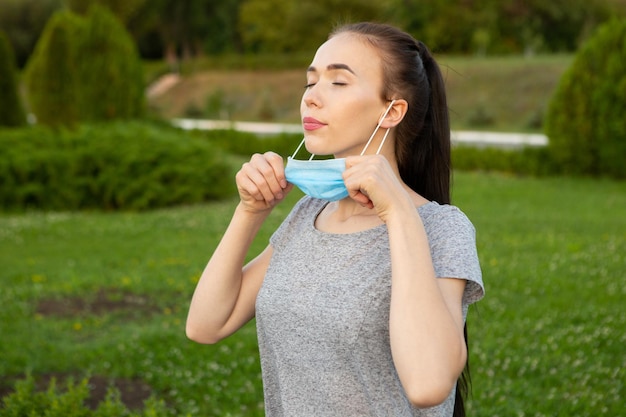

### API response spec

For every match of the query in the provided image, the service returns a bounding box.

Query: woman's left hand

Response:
[343,155,414,221]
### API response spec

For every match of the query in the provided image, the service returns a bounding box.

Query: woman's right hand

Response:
[235,152,293,213]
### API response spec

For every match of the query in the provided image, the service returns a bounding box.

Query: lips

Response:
[302,117,327,131]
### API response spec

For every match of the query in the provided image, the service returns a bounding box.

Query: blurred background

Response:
[1,0,626,130]
[4,0,626,65]
[1,1,625,417]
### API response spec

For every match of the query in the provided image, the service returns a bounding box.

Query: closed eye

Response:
[304,81,347,89]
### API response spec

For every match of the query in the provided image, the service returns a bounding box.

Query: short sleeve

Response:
[420,204,485,306]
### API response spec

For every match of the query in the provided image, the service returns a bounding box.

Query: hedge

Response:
[0,121,235,211]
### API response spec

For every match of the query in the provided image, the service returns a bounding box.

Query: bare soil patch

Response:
[0,289,166,409]
[36,288,161,318]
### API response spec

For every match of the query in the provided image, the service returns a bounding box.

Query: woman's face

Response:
[300,33,388,157]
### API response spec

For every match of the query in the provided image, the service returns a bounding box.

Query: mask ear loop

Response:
[291,138,316,160]
[360,99,396,156]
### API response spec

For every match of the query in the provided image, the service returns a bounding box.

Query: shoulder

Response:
[418,201,476,237]
[419,201,484,304]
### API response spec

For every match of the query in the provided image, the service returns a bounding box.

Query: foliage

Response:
[0,375,169,416]
[23,10,83,128]
[75,4,145,122]
[0,0,62,67]
[0,173,624,416]
[23,6,144,127]
[451,145,559,177]
[239,0,388,53]
[5,0,623,65]
[0,121,235,211]
[544,18,626,178]
[198,129,301,159]
[64,0,146,23]
[128,0,244,62]
[0,31,26,128]
[388,0,618,55]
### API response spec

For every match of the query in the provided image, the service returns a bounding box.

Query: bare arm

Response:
[386,205,467,408]
[186,206,273,344]
[343,154,467,407]
[186,152,292,344]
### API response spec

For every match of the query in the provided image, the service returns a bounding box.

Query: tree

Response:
[0,31,26,127]
[239,0,389,53]
[75,4,145,121]
[238,0,293,53]
[23,10,82,127]
[0,0,62,67]
[497,0,615,53]
[24,6,144,127]
[544,18,626,178]
[64,0,146,23]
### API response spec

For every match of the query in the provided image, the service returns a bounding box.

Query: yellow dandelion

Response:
[31,274,46,283]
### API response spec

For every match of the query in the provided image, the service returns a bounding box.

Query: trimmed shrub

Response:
[0,31,26,127]
[544,18,626,178]
[24,6,144,127]
[76,4,144,122]
[0,121,234,211]
[23,11,83,128]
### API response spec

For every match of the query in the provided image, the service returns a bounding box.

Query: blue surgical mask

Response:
[285,100,396,201]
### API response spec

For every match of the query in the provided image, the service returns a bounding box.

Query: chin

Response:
[300,137,325,156]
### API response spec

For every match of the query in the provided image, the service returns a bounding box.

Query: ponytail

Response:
[398,40,451,205]
[400,49,470,416]
[331,23,468,416]
[415,46,470,414]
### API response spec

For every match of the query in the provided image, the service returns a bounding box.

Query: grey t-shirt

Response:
[256,196,484,416]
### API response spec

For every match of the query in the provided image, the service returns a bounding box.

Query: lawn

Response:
[1,171,624,416]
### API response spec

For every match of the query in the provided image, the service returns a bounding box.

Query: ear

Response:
[381,99,408,128]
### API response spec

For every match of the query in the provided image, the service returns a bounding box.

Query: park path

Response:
[173,118,548,149]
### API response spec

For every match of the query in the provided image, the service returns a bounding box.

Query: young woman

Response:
[186,22,484,417]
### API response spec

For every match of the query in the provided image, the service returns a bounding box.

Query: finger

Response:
[264,151,288,189]
[349,189,373,208]
[343,171,374,208]
[246,153,286,202]
[252,153,287,200]
[344,155,364,171]
[236,163,267,202]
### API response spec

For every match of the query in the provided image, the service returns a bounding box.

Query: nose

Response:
[302,85,321,108]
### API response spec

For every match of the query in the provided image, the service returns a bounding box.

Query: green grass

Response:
[440,54,573,132]
[1,172,624,416]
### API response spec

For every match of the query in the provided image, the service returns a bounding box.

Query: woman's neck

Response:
[315,199,383,234]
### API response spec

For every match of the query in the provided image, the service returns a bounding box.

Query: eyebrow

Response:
[307,63,356,75]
